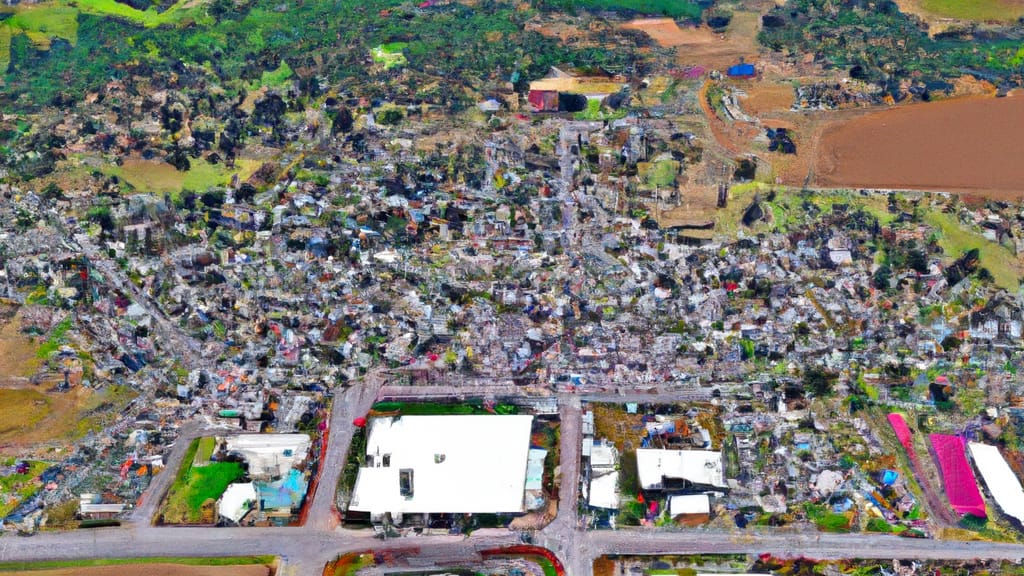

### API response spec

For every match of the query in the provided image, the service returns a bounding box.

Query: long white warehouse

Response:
[350,415,534,518]
[968,442,1024,524]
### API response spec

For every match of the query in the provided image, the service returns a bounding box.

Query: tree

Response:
[332,107,354,135]
[377,108,404,125]
[873,264,891,290]
[86,206,115,232]
[804,366,837,397]
[906,248,928,274]
[41,182,65,201]
[200,190,226,208]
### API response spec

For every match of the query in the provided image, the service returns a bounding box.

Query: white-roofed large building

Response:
[636,449,726,491]
[349,415,534,520]
[968,442,1024,524]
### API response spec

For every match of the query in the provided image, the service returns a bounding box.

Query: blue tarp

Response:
[881,469,899,486]
[728,63,756,77]
[257,469,308,510]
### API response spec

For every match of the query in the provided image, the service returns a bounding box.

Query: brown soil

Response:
[621,18,710,47]
[740,83,795,117]
[4,564,272,576]
[0,306,109,455]
[0,383,103,455]
[624,11,760,71]
[814,95,1024,199]
[0,306,40,386]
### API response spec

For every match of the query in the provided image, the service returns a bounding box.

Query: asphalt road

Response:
[305,370,386,531]
[5,517,1024,576]
[7,381,1024,575]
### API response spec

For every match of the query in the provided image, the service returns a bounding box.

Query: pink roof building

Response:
[930,434,986,518]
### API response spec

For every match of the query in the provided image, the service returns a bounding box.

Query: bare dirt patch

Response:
[739,82,795,116]
[623,11,761,71]
[0,305,41,387]
[0,306,108,454]
[814,95,1024,199]
[3,564,272,576]
[621,18,709,47]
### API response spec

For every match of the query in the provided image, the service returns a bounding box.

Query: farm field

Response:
[0,558,275,576]
[814,95,1024,199]
[895,0,1024,22]
[621,11,760,70]
[1,567,269,576]
[111,159,261,198]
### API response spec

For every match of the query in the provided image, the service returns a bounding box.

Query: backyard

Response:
[159,438,246,524]
[0,460,50,518]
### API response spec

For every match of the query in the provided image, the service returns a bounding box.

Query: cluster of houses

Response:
[2,54,1024,538]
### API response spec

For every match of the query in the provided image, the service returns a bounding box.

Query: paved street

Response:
[6,383,1024,575]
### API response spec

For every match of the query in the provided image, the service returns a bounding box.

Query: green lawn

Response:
[0,556,276,571]
[160,439,245,524]
[371,42,408,70]
[195,436,216,464]
[101,157,260,198]
[36,316,72,359]
[258,60,293,88]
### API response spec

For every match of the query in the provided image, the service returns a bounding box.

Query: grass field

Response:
[925,211,1021,291]
[161,439,245,524]
[35,316,72,360]
[919,0,1024,21]
[0,0,208,71]
[0,383,136,451]
[0,389,52,438]
[68,384,139,440]
[108,158,261,197]
[370,43,408,70]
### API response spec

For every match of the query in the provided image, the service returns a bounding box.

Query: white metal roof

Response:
[588,470,620,510]
[525,448,547,491]
[350,415,534,515]
[968,442,1024,523]
[636,449,726,490]
[218,482,256,523]
[669,494,710,516]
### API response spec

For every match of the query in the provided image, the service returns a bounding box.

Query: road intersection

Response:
[5,379,1024,575]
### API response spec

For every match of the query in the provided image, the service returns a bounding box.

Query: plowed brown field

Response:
[4,564,272,576]
[815,94,1024,199]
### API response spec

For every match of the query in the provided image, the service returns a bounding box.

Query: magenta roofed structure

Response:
[888,413,915,458]
[929,434,986,518]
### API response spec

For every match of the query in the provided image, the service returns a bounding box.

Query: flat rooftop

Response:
[350,414,534,515]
